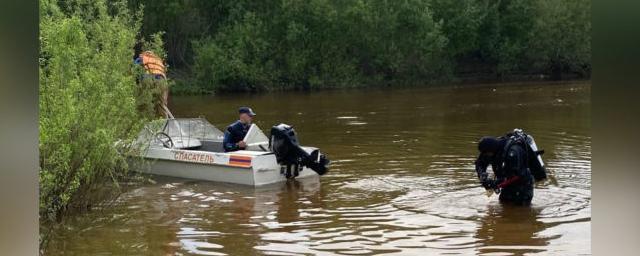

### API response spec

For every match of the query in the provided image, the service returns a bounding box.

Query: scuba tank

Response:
[269,123,330,178]
[505,129,547,182]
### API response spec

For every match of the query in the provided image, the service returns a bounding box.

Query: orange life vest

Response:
[140,51,166,79]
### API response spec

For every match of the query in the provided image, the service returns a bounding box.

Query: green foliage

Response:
[472,0,536,74]
[132,0,590,93]
[465,0,590,77]
[429,0,485,58]
[141,31,168,60]
[529,0,591,78]
[39,0,159,223]
[188,0,450,92]
[192,11,275,92]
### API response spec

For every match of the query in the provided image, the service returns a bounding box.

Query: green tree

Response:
[429,0,485,58]
[190,0,449,92]
[475,0,537,75]
[131,0,591,91]
[529,0,591,79]
[39,0,160,227]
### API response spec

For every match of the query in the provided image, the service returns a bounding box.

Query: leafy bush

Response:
[529,0,591,78]
[39,0,161,224]
[190,0,450,92]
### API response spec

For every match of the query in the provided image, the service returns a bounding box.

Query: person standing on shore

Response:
[134,50,170,118]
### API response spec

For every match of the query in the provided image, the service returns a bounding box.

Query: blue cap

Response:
[239,107,256,116]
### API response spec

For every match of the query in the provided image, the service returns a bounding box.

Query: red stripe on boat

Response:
[230,158,251,163]
[229,155,252,167]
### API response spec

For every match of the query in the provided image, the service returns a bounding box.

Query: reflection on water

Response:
[46,82,590,255]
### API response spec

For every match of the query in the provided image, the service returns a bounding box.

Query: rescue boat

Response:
[131,118,329,186]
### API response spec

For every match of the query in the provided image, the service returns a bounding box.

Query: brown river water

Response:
[46,82,591,255]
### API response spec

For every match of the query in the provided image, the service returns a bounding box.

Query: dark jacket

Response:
[475,139,534,205]
[223,121,250,152]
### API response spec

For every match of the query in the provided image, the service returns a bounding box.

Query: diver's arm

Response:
[475,155,495,189]
[475,155,489,181]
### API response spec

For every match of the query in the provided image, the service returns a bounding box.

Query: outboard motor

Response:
[270,123,330,178]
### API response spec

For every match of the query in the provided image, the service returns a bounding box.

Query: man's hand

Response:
[478,173,494,189]
[237,141,247,149]
[481,178,497,190]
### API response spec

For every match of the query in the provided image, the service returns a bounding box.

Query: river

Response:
[46,81,591,255]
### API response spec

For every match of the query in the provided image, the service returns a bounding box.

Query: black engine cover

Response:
[270,123,329,176]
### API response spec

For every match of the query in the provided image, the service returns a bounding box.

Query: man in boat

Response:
[475,134,535,206]
[223,107,256,152]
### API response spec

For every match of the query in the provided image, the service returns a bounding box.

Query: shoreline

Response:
[169,76,592,96]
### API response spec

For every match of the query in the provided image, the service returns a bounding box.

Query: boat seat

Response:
[199,140,225,152]
[171,138,202,149]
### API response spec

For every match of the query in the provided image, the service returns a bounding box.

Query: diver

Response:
[223,107,256,152]
[474,129,547,206]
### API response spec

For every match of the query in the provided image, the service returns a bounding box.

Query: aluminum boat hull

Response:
[137,147,319,186]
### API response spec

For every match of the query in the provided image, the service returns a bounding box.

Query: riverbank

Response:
[169,72,591,95]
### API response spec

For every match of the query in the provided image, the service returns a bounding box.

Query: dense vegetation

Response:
[131,0,591,93]
[39,0,163,239]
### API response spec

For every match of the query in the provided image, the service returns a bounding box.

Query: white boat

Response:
[131,118,329,186]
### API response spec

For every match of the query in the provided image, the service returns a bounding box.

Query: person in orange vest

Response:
[134,51,170,118]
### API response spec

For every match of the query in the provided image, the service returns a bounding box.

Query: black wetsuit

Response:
[475,139,534,205]
[223,120,250,152]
